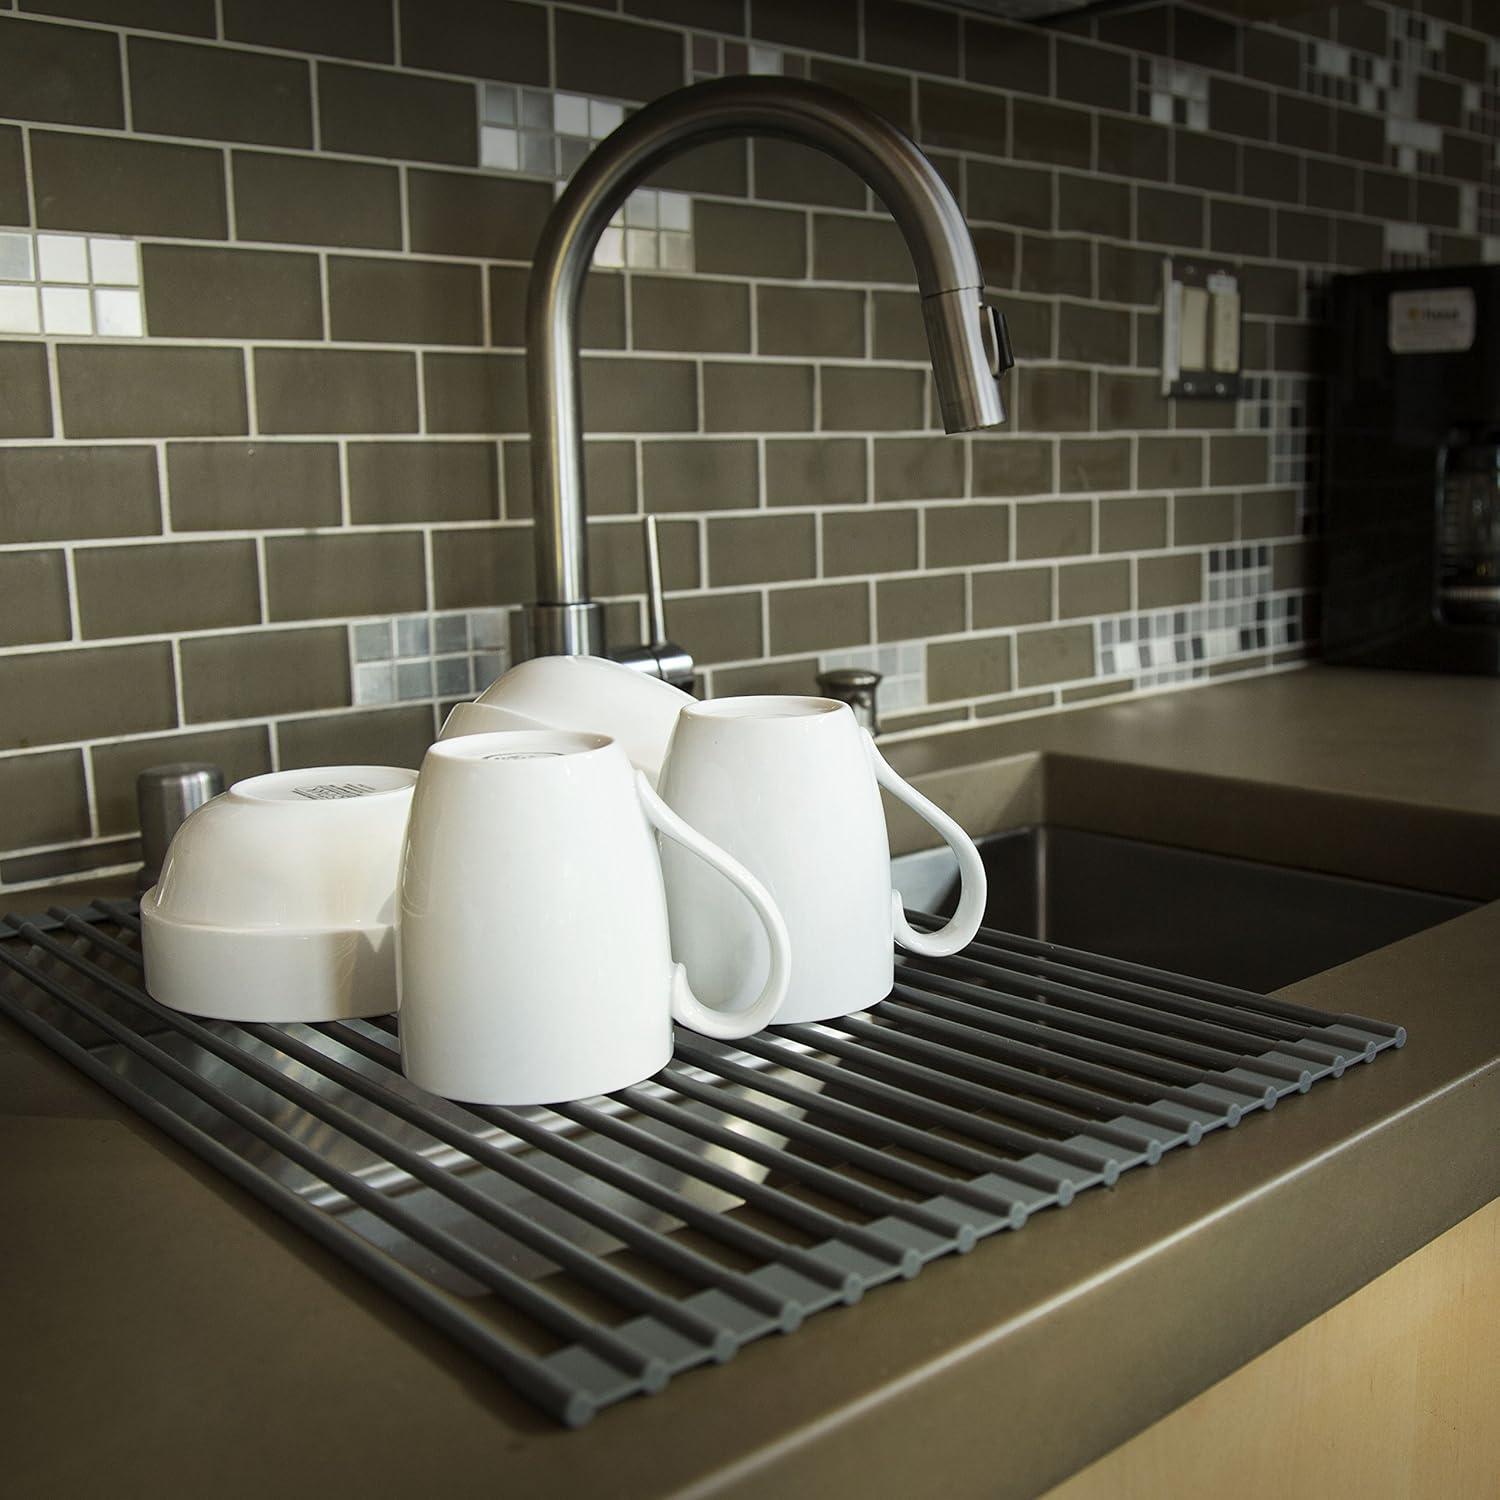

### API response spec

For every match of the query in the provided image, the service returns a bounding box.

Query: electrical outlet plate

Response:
[1161,256,1244,400]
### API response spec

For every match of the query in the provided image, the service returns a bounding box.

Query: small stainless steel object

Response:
[517,75,1013,671]
[817,667,883,735]
[136,762,224,892]
[608,516,695,691]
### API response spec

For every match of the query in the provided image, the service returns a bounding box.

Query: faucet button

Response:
[981,302,1014,380]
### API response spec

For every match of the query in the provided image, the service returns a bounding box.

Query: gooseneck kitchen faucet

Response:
[520,75,1014,678]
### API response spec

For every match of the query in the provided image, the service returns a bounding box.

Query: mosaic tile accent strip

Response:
[1241,375,1317,491]
[818,641,927,714]
[350,610,509,708]
[1141,61,1208,131]
[0,231,143,337]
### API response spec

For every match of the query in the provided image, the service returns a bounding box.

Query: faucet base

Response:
[518,601,606,661]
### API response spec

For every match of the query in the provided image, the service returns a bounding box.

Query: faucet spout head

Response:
[923,290,1014,433]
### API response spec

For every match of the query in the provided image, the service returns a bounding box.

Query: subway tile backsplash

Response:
[1,0,1497,888]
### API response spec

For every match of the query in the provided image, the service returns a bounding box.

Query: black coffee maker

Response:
[1322,264,1500,674]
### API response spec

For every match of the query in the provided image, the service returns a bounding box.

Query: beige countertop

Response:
[4,665,1498,1499]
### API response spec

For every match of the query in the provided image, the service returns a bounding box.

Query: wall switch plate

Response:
[1161,257,1243,399]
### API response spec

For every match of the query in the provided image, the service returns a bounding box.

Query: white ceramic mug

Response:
[141,765,418,1023]
[656,696,987,1025]
[440,654,692,787]
[397,730,791,1106]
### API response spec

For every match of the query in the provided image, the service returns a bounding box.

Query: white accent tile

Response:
[352,620,393,662]
[396,616,430,657]
[554,92,589,136]
[625,189,658,228]
[749,45,782,74]
[659,231,692,271]
[594,227,625,268]
[396,660,433,700]
[468,608,508,650]
[355,661,396,705]
[0,283,40,334]
[93,287,143,337]
[37,233,89,283]
[480,126,520,171]
[626,228,658,268]
[0,231,34,281]
[520,89,550,129]
[482,83,516,126]
[658,191,692,233]
[589,99,625,137]
[41,285,92,334]
[88,237,139,286]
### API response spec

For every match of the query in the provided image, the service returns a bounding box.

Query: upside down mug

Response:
[656,696,987,1025]
[397,730,791,1105]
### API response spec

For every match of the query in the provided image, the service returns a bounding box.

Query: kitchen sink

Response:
[893,825,1478,994]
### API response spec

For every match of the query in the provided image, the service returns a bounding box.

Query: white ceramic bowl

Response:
[440,654,693,786]
[140,765,417,1023]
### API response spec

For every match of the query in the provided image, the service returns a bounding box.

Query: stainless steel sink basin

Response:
[892,825,1478,994]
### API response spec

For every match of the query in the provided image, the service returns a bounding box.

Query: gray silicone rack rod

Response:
[0,900,1403,1428]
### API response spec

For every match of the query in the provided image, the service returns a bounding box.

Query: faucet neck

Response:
[524,76,1003,653]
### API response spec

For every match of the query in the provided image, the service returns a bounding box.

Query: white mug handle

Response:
[635,771,791,1038]
[865,737,988,958]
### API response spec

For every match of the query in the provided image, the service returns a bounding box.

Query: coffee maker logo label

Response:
[1388,287,1476,354]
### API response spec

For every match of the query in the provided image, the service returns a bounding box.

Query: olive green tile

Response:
[708,514,816,587]
[0,642,176,750]
[1002,296,1055,363]
[871,290,925,361]
[431,524,532,609]
[1241,487,1299,539]
[1139,436,1204,490]
[765,438,865,506]
[0,446,159,542]
[91,726,271,836]
[1099,495,1168,553]
[29,0,213,35]
[883,705,970,733]
[503,440,637,519]
[0,125,27,227]
[318,62,475,167]
[918,79,1007,157]
[644,140,748,199]
[643,440,758,512]
[704,363,812,433]
[266,532,425,621]
[964,16,1048,94]
[588,517,698,596]
[1057,172,1130,238]
[1273,540,1314,589]
[973,689,1055,721]
[877,574,964,641]
[333,255,484,345]
[1176,132,1239,194]
[1058,304,1131,367]
[866,0,958,74]
[822,367,925,432]
[0,17,122,127]
[224,0,393,61]
[0,343,52,438]
[1137,185,1205,248]
[167,443,337,532]
[401,0,546,84]
[1058,558,1129,618]
[1137,552,1203,608]
[1059,437,1131,494]
[926,502,1010,567]
[1062,680,1133,706]
[1173,491,1237,545]
[1,750,91,850]
[752,0,857,54]
[632,277,750,354]
[753,138,864,210]
[76,540,260,638]
[694,201,806,279]
[555,9,682,101]
[663,591,763,666]
[1,837,141,886]
[971,437,1054,498]
[710,657,820,698]
[1020,234,1091,297]
[1020,367,1092,433]
[424,352,527,435]
[0,551,70,646]
[874,436,963,502]
[233,150,401,249]
[1100,373,1170,432]
[181,627,347,723]
[1210,434,1270,486]
[1098,116,1167,180]
[1016,623,1093,687]
[1016,498,1091,559]
[583,358,699,433]
[758,285,866,358]
[489,265,623,350]
[257,349,417,436]
[1211,199,1272,259]
[1172,397,1238,432]
[823,508,918,576]
[143,245,322,340]
[768,582,869,654]
[1097,243,1159,306]
[407,169,551,259]
[972,565,1053,629]
[809,56,913,130]
[813,213,914,285]
[129,36,310,147]
[349,442,498,525]
[58,347,247,439]
[928,634,1011,702]
[277,706,433,772]
[1012,97,1091,170]
[968,159,1053,231]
